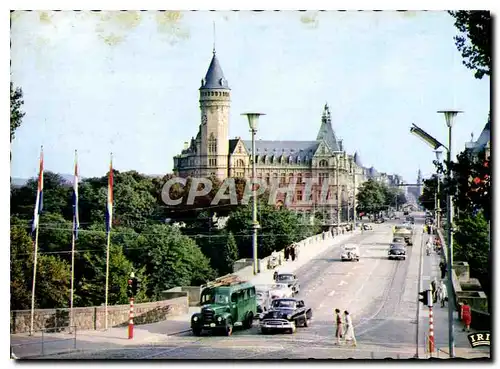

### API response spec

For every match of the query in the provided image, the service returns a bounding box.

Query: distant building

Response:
[465,120,490,159]
[173,48,404,220]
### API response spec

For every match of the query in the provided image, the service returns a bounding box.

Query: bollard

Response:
[128,297,134,339]
[428,293,435,355]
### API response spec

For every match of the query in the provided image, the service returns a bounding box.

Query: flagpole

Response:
[70,150,78,333]
[30,223,41,336]
[30,146,43,336]
[104,153,112,330]
[70,223,76,332]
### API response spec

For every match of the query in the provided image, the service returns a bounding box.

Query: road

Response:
[46,216,425,359]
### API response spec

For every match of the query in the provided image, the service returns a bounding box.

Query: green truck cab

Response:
[191,275,257,336]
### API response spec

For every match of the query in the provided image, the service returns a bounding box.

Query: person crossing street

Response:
[343,311,357,347]
[334,309,343,345]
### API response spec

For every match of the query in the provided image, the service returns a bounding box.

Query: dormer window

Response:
[219,78,225,86]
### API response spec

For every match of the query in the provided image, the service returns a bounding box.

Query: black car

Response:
[260,298,312,334]
[276,273,300,295]
[388,243,407,260]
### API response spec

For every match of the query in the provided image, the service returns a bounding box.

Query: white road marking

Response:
[338,280,348,286]
[328,290,336,297]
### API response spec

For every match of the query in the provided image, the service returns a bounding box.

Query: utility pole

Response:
[336,156,341,233]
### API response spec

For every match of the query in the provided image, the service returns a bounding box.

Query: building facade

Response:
[173,50,403,220]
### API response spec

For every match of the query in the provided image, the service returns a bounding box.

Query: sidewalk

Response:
[420,233,490,359]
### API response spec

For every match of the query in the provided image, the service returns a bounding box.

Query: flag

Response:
[73,150,80,240]
[31,147,44,236]
[106,155,113,234]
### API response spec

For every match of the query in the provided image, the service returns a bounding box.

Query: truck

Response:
[191,275,257,336]
[393,224,414,246]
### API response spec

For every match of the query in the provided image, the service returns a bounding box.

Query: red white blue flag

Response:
[106,155,113,234]
[73,150,79,239]
[31,147,44,236]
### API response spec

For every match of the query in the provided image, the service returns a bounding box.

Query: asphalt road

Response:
[48,216,425,359]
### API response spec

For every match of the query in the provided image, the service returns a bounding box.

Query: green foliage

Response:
[135,224,215,299]
[10,221,71,310]
[356,179,385,213]
[221,232,239,275]
[449,11,491,79]
[418,175,446,212]
[10,82,25,142]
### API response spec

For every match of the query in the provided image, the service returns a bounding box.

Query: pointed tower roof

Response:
[316,103,340,151]
[200,51,230,90]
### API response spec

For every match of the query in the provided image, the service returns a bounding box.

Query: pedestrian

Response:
[438,280,448,308]
[290,246,296,261]
[461,300,472,332]
[273,270,278,281]
[343,311,357,346]
[334,309,343,345]
[284,246,289,261]
[439,260,447,279]
[431,278,438,303]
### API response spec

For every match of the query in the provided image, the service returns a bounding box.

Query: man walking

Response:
[334,309,343,345]
[439,260,447,279]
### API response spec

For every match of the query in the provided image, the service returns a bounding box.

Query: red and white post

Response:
[428,290,435,355]
[128,297,134,340]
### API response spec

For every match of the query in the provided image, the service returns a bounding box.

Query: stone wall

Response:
[10,296,188,334]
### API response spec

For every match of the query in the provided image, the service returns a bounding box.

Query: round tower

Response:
[199,49,231,179]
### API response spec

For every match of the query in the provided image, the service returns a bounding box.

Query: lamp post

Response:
[437,110,462,359]
[242,112,265,275]
[409,111,462,359]
[352,165,357,231]
[336,155,341,234]
[434,150,443,229]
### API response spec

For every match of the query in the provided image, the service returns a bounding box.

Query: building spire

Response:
[213,21,216,54]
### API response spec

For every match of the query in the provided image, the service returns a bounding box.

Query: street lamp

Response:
[242,112,265,275]
[409,110,462,359]
[434,150,443,229]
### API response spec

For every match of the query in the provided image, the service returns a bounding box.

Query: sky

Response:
[10,10,490,183]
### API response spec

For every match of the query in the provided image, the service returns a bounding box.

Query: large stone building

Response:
[173,49,403,221]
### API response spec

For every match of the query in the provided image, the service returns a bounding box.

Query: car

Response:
[374,218,385,224]
[259,298,313,334]
[388,243,407,260]
[268,283,294,300]
[362,223,373,230]
[275,273,301,295]
[256,289,272,314]
[392,236,405,244]
[341,244,360,261]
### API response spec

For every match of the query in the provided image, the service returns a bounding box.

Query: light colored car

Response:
[269,283,294,300]
[341,244,360,261]
[256,289,272,314]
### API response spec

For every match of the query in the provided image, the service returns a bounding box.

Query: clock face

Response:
[202,114,207,125]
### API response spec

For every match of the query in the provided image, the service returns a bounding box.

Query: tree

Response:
[418,175,446,212]
[356,179,385,214]
[10,82,25,142]
[220,232,239,275]
[449,11,491,79]
[453,211,490,308]
[135,224,215,299]
[10,219,71,310]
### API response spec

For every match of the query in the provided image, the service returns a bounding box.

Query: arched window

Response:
[273,172,278,183]
[236,159,245,167]
[280,173,286,184]
[208,134,217,153]
[289,156,293,164]
[288,173,294,184]
[297,156,301,165]
[319,159,328,167]
[265,173,270,185]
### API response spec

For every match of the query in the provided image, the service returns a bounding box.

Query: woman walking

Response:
[461,301,472,332]
[438,280,448,308]
[343,311,357,347]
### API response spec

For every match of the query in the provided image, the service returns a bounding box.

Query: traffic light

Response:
[132,278,140,296]
[127,279,134,298]
[419,290,429,306]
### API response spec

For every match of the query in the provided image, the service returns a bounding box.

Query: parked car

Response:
[375,218,385,224]
[275,273,300,295]
[260,298,312,334]
[362,223,373,230]
[388,243,407,260]
[392,236,406,244]
[341,244,360,261]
